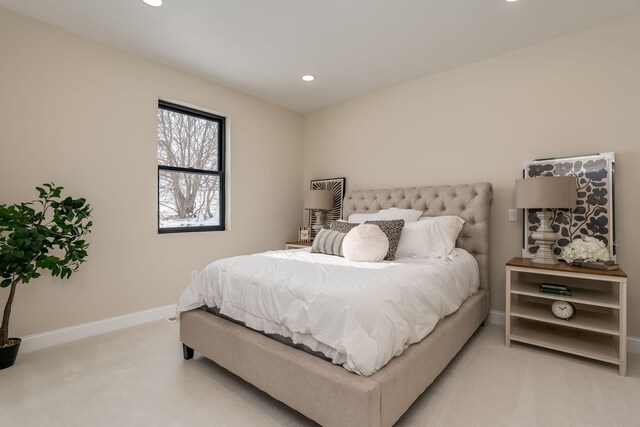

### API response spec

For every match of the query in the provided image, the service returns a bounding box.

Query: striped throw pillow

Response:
[311,228,347,257]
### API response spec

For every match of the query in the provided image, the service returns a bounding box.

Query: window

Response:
[157,100,225,233]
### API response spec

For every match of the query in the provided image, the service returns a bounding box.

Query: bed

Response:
[179,182,492,427]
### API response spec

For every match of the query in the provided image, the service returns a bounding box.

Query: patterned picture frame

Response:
[308,177,346,239]
[299,228,310,243]
[522,152,615,261]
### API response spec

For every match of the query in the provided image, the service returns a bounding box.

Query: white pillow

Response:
[342,224,389,262]
[418,216,465,242]
[395,220,456,259]
[376,207,423,222]
[347,212,381,223]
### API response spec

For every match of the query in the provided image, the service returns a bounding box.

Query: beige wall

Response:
[2,7,639,340]
[0,8,303,337]
[303,15,640,335]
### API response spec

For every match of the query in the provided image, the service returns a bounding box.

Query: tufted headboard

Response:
[342,183,493,290]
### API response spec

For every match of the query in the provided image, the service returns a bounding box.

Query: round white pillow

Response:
[342,224,389,262]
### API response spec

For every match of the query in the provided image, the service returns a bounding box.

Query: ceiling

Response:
[1,0,639,113]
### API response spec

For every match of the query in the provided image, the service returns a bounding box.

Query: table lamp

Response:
[515,176,577,264]
[304,190,333,238]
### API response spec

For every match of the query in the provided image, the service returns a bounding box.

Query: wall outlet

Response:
[508,209,518,222]
[191,270,198,280]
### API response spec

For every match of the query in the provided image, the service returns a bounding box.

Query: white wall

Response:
[302,15,640,335]
[0,8,303,337]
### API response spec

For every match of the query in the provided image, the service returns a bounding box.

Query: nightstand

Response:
[285,241,312,250]
[505,257,628,375]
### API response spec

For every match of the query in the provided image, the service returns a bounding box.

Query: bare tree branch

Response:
[158,108,220,225]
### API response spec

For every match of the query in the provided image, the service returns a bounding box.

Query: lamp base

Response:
[530,210,559,265]
[531,241,559,265]
[311,210,327,239]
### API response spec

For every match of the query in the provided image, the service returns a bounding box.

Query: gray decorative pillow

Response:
[364,220,405,261]
[330,220,358,234]
[311,228,347,257]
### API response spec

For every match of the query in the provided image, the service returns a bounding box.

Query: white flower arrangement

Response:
[561,236,610,263]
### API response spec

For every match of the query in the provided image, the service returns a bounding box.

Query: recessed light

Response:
[302,75,315,82]
[505,0,518,2]
[143,0,163,6]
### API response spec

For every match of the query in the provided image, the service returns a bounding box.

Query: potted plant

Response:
[0,184,92,369]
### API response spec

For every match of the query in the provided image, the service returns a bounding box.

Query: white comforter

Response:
[177,248,479,376]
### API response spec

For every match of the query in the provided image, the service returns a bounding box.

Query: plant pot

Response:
[0,338,21,370]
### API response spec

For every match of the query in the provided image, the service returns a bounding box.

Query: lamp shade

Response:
[304,190,333,210]
[515,176,577,209]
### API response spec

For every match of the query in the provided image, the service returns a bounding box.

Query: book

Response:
[540,283,568,291]
[582,262,619,271]
[539,286,572,296]
[540,288,572,296]
[587,260,616,266]
[572,261,620,271]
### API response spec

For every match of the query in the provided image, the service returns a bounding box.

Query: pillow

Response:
[395,220,456,259]
[364,219,405,261]
[311,228,347,257]
[347,212,381,223]
[330,220,359,234]
[376,207,423,222]
[418,216,465,242]
[342,224,389,262]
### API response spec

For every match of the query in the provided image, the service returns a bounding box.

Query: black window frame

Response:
[157,100,226,234]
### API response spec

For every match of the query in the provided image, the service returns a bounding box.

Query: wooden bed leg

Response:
[183,343,194,360]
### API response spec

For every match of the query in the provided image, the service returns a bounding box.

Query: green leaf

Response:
[0,184,92,289]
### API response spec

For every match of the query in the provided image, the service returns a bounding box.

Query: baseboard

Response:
[488,309,640,355]
[20,304,177,353]
[488,310,506,326]
[17,305,640,355]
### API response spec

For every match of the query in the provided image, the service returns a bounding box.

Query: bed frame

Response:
[180,182,493,427]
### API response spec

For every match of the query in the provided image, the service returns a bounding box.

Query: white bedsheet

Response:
[177,248,479,376]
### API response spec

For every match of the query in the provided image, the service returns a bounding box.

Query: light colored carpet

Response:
[1,320,638,427]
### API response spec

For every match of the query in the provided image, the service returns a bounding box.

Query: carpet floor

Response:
[1,320,638,426]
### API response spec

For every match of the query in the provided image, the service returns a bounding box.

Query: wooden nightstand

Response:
[505,257,628,375]
[285,241,312,250]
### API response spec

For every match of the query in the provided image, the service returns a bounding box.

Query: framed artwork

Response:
[308,177,346,239]
[522,152,615,261]
[298,228,310,243]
